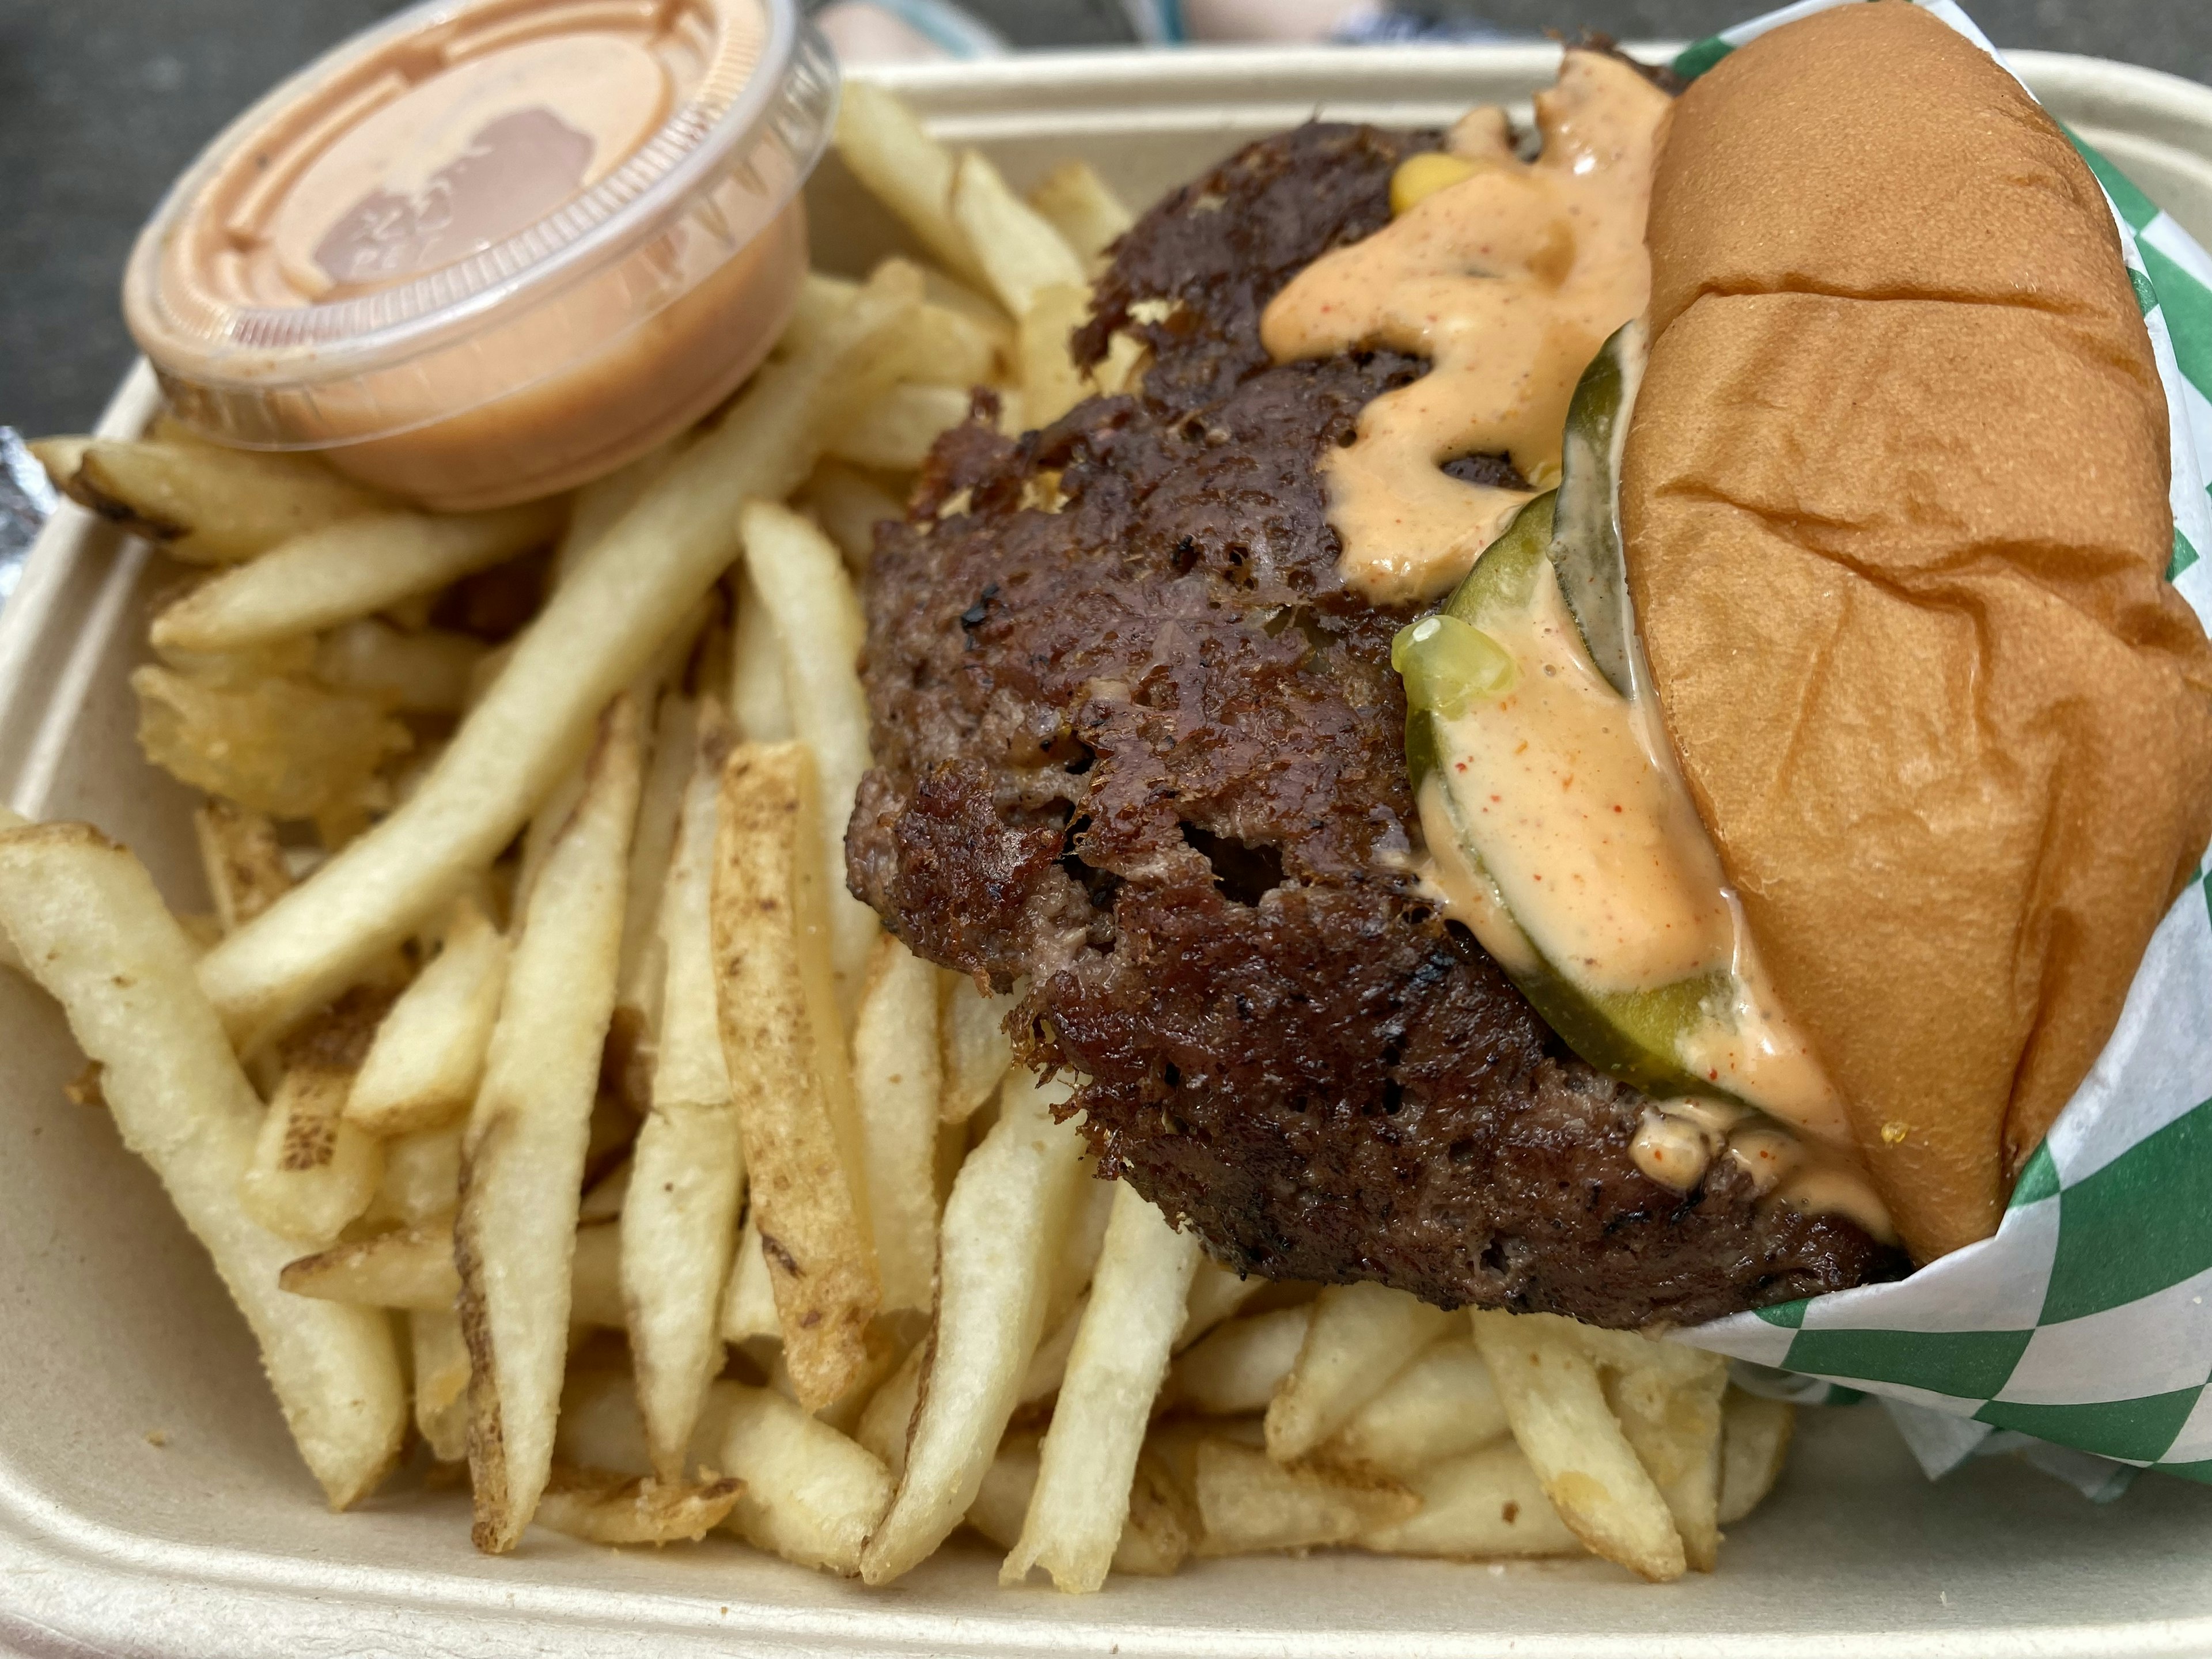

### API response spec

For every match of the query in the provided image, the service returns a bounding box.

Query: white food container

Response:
[6,43,2212,1659]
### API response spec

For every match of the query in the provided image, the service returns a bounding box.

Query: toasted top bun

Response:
[1622,1,2212,1262]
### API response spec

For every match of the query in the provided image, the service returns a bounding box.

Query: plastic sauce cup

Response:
[124,0,836,510]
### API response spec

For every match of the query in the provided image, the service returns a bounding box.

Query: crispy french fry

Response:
[776,271,861,361]
[1192,1438,1416,1556]
[1168,1305,1312,1418]
[711,740,878,1406]
[719,1211,782,1343]
[939,974,1014,1124]
[1027,159,1134,267]
[44,438,389,563]
[1005,1183,1199,1592]
[370,1123,462,1226]
[1355,1440,1582,1560]
[280,1221,457,1310]
[240,987,391,1245]
[625,718,747,1479]
[313,620,488,714]
[855,1341,923,1479]
[789,1321,908,1438]
[192,798,292,934]
[412,1307,471,1463]
[859,1071,1085,1584]
[833,82,991,288]
[1264,1281,1451,1464]
[534,1467,741,1545]
[1469,1309,1686,1582]
[1319,1334,1510,1480]
[196,262,923,1049]
[1175,1257,1263,1350]
[1718,1389,1796,1526]
[0,821,405,1508]
[1017,1291,1086,1406]
[719,1382,895,1574]
[827,382,972,474]
[457,698,643,1554]
[1049,1166,1119,1334]
[1018,282,1094,429]
[853,935,941,1314]
[344,898,507,1136]
[151,503,562,655]
[1574,1323,1729,1571]
[134,664,411,827]
[556,1367,660,1476]
[737,501,879,1016]
[799,461,907,577]
[569,1218,627,1331]
[949,150,1086,319]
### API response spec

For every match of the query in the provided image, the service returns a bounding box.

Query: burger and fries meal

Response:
[6,0,2209,1598]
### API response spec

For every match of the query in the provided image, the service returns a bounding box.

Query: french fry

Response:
[775,271,861,361]
[1191,1438,1417,1556]
[533,1467,741,1546]
[939,974,1014,1124]
[833,81,991,288]
[1004,1183,1200,1592]
[1027,158,1134,267]
[370,1123,462,1226]
[851,935,942,1314]
[1718,1389,1796,1525]
[411,1308,471,1463]
[313,620,488,714]
[854,1070,1079,1592]
[569,1218,627,1331]
[1168,1305,1312,1417]
[1469,1309,1687,1582]
[786,1321,909,1438]
[195,262,923,1049]
[280,1220,458,1310]
[719,1211,782,1343]
[39,437,389,563]
[1264,1281,1452,1464]
[551,434,687,589]
[134,664,411,827]
[151,502,563,655]
[192,798,292,934]
[239,987,391,1245]
[1017,1292,1086,1406]
[729,569,794,743]
[1574,1323,1729,1571]
[799,461,907,577]
[968,1431,1192,1578]
[1175,1257,1263,1350]
[456,697,643,1554]
[949,150,1086,319]
[613,694,701,1051]
[855,1341,923,1479]
[1355,1440,1582,1560]
[625,718,748,1478]
[718,1383,895,1574]
[0,821,405,1508]
[1018,282,1094,429]
[737,501,879,1016]
[710,740,879,1407]
[827,382,973,474]
[1318,1334,1510,1480]
[578,1156,631,1223]
[859,1071,1086,1584]
[343,897,507,1136]
[556,1366,660,1476]
[1049,1165,1119,1334]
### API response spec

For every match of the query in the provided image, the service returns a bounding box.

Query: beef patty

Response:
[845,120,1907,1327]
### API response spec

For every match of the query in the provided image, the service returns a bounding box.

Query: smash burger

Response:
[846,2,2212,1322]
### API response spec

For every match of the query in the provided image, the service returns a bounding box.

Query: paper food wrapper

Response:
[1668,0,2212,1499]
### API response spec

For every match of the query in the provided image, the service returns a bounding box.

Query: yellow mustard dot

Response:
[1390,151,1479,217]
[1881,1120,1910,1146]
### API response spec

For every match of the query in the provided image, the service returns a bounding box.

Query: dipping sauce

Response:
[124,0,835,509]
[1259,49,1672,605]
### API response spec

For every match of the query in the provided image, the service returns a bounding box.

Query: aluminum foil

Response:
[0,429,56,613]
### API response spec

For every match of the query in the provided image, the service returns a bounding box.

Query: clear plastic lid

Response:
[124,0,836,509]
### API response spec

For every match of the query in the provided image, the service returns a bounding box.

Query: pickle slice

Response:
[1398,322,1736,1105]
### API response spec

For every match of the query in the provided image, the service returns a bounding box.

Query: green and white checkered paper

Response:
[1667,0,2212,1491]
